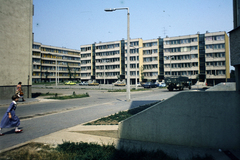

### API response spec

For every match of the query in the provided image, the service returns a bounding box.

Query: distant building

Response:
[164,31,230,85]
[0,0,33,100]
[229,0,240,91]
[80,31,230,85]
[32,42,81,83]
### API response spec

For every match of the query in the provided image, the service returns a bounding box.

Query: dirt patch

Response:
[86,120,119,125]
[72,130,118,138]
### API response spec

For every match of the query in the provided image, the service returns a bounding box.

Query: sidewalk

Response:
[0,123,233,160]
[1,118,237,159]
[0,98,39,107]
[30,124,237,160]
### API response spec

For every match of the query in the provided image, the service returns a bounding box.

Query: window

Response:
[33,45,40,49]
[130,41,139,47]
[191,46,198,50]
[153,49,158,53]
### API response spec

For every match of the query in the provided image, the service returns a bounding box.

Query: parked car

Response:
[88,82,99,86]
[142,82,157,88]
[64,81,76,85]
[137,83,142,87]
[159,83,166,87]
[79,82,88,85]
[113,81,126,86]
[88,80,99,86]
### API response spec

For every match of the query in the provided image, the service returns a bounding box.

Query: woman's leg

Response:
[15,126,22,133]
[0,128,4,136]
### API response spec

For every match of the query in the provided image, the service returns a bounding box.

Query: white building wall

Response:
[0,0,33,99]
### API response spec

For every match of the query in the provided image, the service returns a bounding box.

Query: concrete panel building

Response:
[80,31,230,85]
[164,31,230,85]
[81,39,144,84]
[0,0,33,100]
[32,42,81,83]
[163,34,199,84]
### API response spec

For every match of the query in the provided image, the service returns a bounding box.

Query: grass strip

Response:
[84,101,159,125]
[0,142,214,160]
[108,88,150,92]
[46,93,89,100]
[40,92,62,96]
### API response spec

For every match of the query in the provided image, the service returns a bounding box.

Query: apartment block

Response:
[142,38,164,81]
[81,31,230,85]
[204,31,230,85]
[81,39,150,84]
[163,34,199,84]
[163,31,230,85]
[32,42,81,82]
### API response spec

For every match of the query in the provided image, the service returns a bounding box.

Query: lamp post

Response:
[55,59,58,86]
[135,53,138,89]
[105,7,131,101]
[102,59,109,84]
[169,56,174,76]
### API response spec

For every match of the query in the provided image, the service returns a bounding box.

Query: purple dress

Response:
[0,101,20,128]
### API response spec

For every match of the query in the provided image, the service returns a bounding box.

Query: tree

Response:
[67,65,72,80]
[45,70,49,82]
[140,66,145,82]
[73,69,77,80]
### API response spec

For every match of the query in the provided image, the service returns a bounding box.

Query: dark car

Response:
[142,82,157,88]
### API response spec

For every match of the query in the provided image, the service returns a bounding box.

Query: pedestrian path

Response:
[30,124,238,160]
[0,98,39,107]
[32,125,119,147]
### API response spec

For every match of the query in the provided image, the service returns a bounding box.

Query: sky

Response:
[33,0,233,50]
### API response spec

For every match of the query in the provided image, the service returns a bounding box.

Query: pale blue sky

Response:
[33,0,233,50]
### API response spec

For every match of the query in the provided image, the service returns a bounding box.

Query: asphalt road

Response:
[0,86,181,151]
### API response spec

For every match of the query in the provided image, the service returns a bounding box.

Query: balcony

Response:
[205,57,225,62]
[81,70,91,73]
[206,66,226,70]
[164,66,198,72]
[81,76,91,80]
[33,68,41,72]
[205,48,225,53]
[32,55,41,58]
[206,74,226,79]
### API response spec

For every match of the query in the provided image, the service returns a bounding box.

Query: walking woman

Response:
[0,95,23,136]
[16,82,25,102]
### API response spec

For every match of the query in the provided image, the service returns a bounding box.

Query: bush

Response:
[46,93,89,100]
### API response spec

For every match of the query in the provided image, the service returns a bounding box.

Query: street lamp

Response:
[169,56,174,76]
[102,59,109,84]
[105,7,131,101]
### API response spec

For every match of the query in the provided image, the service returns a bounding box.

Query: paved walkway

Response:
[0,98,39,107]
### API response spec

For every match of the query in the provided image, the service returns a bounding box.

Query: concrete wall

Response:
[230,27,240,91]
[118,91,240,150]
[0,0,33,99]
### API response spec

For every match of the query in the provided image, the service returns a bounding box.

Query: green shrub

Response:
[46,93,89,100]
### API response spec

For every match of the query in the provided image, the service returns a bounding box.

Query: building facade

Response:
[164,31,230,85]
[32,42,81,83]
[80,31,230,85]
[229,0,240,91]
[0,0,33,100]
[81,39,145,84]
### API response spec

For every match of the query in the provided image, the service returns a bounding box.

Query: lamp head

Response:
[104,8,116,12]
